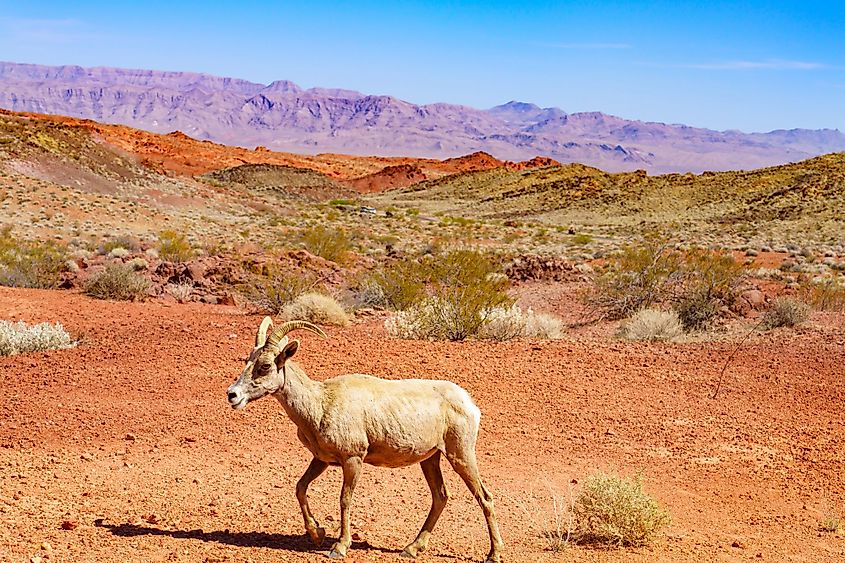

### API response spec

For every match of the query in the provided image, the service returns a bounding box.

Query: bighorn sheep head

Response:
[226,317,327,410]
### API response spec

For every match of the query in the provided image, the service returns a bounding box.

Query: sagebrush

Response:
[301,226,352,264]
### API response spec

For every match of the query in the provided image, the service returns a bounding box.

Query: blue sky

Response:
[0,1,843,132]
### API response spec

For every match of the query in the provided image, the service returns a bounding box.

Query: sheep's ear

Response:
[275,339,299,368]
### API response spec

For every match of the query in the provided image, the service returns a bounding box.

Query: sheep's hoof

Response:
[328,542,347,559]
[400,547,418,559]
[308,526,326,547]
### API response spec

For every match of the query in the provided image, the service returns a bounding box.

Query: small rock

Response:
[80,453,94,462]
[30,556,42,563]
[41,542,52,552]
[125,433,136,441]
[732,539,745,548]
[145,513,160,524]
[352,532,362,541]
[61,519,78,530]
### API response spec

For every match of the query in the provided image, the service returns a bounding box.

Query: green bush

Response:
[673,248,744,330]
[383,250,512,341]
[762,297,810,329]
[157,230,194,263]
[301,226,352,264]
[85,264,151,301]
[573,472,670,547]
[0,226,68,289]
[367,260,428,311]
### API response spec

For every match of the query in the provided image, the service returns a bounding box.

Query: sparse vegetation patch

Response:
[762,297,810,329]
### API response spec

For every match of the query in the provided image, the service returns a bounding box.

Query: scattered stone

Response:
[80,452,94,462]
[60,519,78,530]
[732,539,745,548]
[125,433,136,441]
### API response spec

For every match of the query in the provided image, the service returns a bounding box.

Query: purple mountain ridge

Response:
[2,61,843,173]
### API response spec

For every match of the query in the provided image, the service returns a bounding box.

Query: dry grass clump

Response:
[281,292,350,326]
[157,230,194,263]
[573,472,670,547]
[479,304,564,341]
[301,226,352,264]
[0,226,68,289]
[762,297,810,329]
[0,320,75,356]
[85,264,151,301]
[617,309,683,342]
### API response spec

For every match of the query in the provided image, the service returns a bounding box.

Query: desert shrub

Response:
[801,280,845,312]
[479,304,565,341]
[240,268,314,314]
[165,282,193,302]
[157,230,194,263]
[0,226,68,289]
[126,257,149,271]
[85,264,150,301]
[381,249,513,341]
[820,516,843,533]
[585,240,682,320]
[0,320,75,356]
[573,472,670,547]
[108,247,130,259]
[281,292,350,326]
[762,297,810,329]
[351,279,388,309]
[384,307,427,339]
[367,260,428,311]
[617,309,683,342]
[673,248,745,330]
[422,250,512,341]
[100,235,140,254]
[301,226,352,264]
[673,289,720,332]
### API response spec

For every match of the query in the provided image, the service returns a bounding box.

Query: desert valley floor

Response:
[1,287,843,562]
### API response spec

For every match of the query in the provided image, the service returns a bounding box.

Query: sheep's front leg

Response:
[297,457,329,547]
[328,456,362,559]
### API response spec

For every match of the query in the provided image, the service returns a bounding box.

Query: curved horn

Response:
[265,320,328,351]
[255,316,273,348]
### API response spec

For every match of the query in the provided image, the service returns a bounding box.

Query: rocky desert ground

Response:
[1,110,844,562]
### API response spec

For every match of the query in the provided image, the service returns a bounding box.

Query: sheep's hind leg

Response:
[329,456,362,559]
[402,451,449,558]
[296,457,329,547]
[446,452,504,563]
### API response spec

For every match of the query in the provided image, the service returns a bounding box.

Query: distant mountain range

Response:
[2,61,844,174]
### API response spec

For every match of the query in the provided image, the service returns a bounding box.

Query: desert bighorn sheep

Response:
[226,318,503,562]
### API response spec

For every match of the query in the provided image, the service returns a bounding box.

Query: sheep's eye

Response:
[253,365,270,379]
